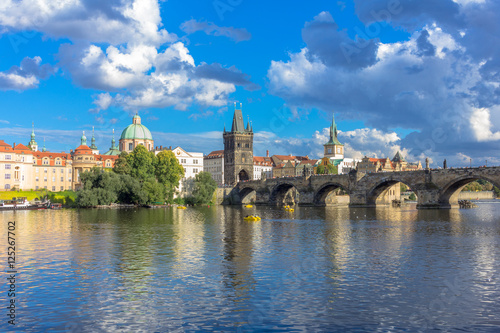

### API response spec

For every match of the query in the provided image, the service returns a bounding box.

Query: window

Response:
[181,159,186,164]
[129,143,133,151]
[337,147,341,153]
[42,159,49,165]
[193,159,198,164]
[68,178,72,182]
[52,186,55,191]
[36,177,39,182]
[5,164,11,169]
[4,184,10,189]
[5,174,11,179]
[55,159,61,165]
[44,186,47,189]
[237,143,240,147]
[61,169,64,173]
[193,168,198,173]
[35,186,39,190]
[61,177,64,182]
[53,168,56,173]
[60,186,64,191]
[36,168,39,173]
[52,177,55,182]
[245,143,249,148]
[22,175,24,181]
[5,155,11,160]
[44,177,47,182]
[328,148,332,154]
[44,168,47,173]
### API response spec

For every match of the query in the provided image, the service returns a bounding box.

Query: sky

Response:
[0,0,499,167]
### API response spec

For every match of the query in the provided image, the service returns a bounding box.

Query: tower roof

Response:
[229,103,251,133]
[392,151,406,163]
[324,112,343,146]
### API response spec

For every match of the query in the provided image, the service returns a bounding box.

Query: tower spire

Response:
[90,126,98,150]
[42,137,46,152]
[81,131,87,146]
[28,121,38,151]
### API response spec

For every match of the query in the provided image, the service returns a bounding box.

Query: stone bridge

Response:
[232,167,500,209]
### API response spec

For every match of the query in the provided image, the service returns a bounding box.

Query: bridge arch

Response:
[270,183,299,206]
[439,175,500,208]
[239,187,257,204]
[314,182,350,206]
[366,179,417,207]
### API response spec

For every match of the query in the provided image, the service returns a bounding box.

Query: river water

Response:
[1,202,500,332]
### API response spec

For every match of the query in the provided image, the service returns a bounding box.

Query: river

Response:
[1,202,500,332]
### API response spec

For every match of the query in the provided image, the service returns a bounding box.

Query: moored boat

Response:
[0,197,50,210]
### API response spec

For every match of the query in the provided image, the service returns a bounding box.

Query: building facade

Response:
[223,104,254,184]
[204,150,224,185]
[0,141,34,191]
[168,146,204,197]
[253,154,273,180]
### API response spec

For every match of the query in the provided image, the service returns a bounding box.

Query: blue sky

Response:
[1,0,499,167]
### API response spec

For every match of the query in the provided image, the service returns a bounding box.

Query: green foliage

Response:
[400,183,408,192]
[155,150,184,201]
[47,190,77,207]
[116,174,147,205]
[494,186,500,197]
[191,171,217,205]
[142,177,165,204]
[316,164,337,175]
[113,151,131,175]
[127,145,155,181]
[462,180,497,192]
[408,193,417,201]
[173,197,185,205]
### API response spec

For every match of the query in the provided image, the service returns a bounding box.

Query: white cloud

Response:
[470,107,500,141]
[0,0,174,46]
[0,56,55,91]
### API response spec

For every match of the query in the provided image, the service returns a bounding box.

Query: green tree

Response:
[155,150,184,201]
[494,186,500,197]
[113,151,131,175]
[191,171,217,205]
[118,174,147,205]
[142,177,165,204]
[408,192,417,201]
[127,145,155,181]
[316,164,337,175]
[400,183,408,192]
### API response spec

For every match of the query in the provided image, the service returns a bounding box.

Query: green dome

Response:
[120,124,153,141]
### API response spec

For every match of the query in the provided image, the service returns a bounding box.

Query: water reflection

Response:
[1,203,500,332]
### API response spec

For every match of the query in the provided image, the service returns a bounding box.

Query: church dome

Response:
[120,114,153,141]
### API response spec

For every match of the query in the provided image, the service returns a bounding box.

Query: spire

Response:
[246,116,251,131]
[230,103,245,132]
[223,123,226,133]
[42,137,46,152]
[81,131,87,146]
[28,121,38,151]
[90,126,98,149]
[324,111,342,146]
[111,129,116,147]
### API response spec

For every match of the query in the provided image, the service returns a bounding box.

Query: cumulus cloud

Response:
[1,0,256,111]
[180,19,251,42]
[0,0,174,45]
[268,7,500,166]
[60,42,255,111]
[0,56,55,91]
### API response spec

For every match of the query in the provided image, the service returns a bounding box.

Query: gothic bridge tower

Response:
[223,103,254,185]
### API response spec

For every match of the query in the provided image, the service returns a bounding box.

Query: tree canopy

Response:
[316,164,338,175]
[189,171,217,205]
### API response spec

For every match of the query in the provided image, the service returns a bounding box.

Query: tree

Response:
[316,164,337,175]
[400,183,408,192]
[118,174,147,205]
[127,145,155,182]
[155,150,184,201]
[142,177,165,204]
[113,151,131,175]
[409,193,417,201]
[191,171,217,205]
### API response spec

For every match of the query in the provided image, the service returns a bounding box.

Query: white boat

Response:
[0,197,49,210]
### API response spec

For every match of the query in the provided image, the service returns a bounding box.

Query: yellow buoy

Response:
[244,204,253,208]
[177,206,187,209]
[244,215,261,221]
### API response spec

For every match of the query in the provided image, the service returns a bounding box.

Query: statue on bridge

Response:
[425,157,429,170]
[443,159,447,169]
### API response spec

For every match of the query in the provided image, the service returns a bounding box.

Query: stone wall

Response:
[458,191,495,200]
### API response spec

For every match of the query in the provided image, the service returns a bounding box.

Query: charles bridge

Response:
[222,166,500,209]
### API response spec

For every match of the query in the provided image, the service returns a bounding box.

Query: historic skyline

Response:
[1,0,499,167]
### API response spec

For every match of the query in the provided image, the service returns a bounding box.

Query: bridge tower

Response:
[324,112,344,160]
[223,103,254,185]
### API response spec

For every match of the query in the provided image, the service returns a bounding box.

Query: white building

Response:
[0,141,34,191]
[253,155,273,180]
[204,150,224,185]
[337,158,362,174]
[170,146,203,197]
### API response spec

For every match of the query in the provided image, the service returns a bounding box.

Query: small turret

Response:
[81,131,87,146]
